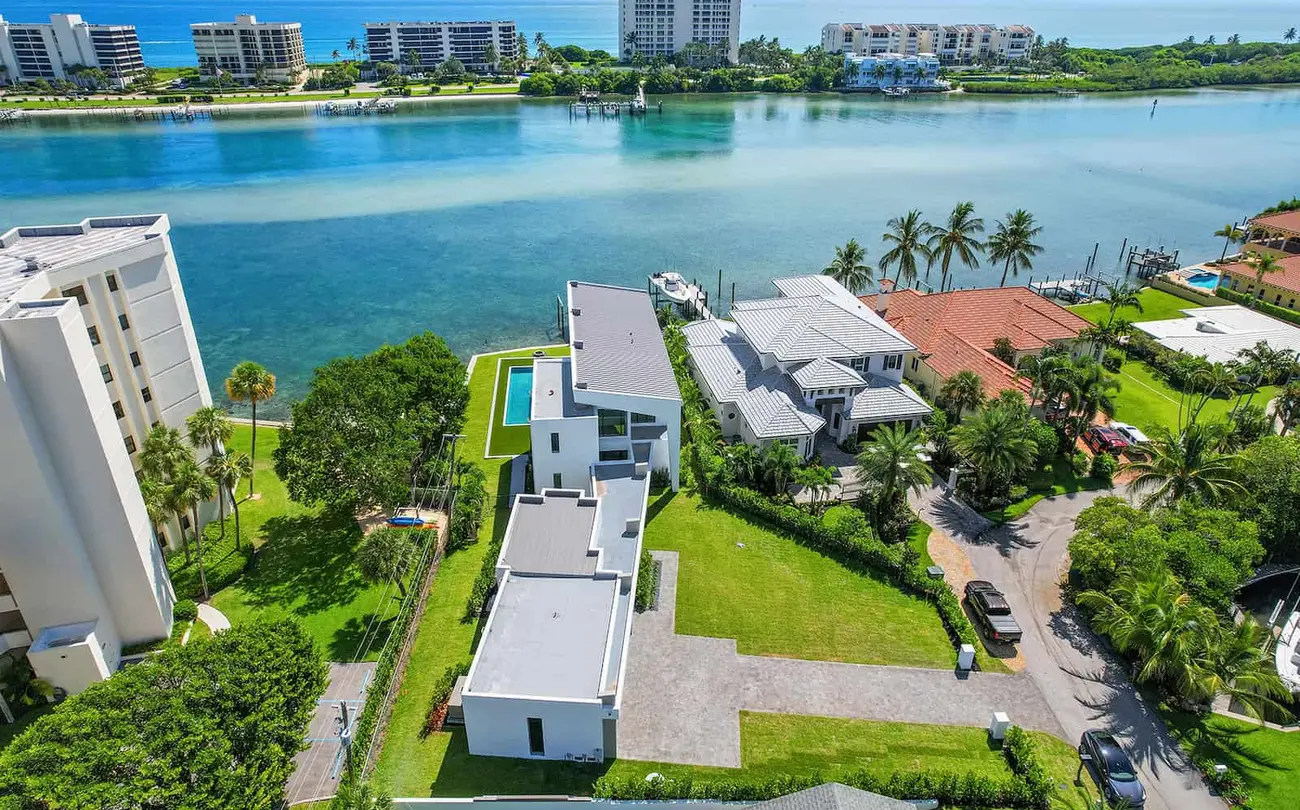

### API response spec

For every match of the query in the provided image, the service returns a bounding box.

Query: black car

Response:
[964,580,1023,644]
[1079,729,1147,808]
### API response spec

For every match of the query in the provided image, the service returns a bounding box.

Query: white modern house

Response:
[683,276,931,459]
[191,14,306,84]
[0,214,218,697]
[0,13,145,88]
[844,52,942,90]
[460,281,679,761]
[364,20,518,74]
[619,0,740,64]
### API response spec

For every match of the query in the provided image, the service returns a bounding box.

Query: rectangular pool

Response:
[503,365,534,426]
[1184,272,1222,291]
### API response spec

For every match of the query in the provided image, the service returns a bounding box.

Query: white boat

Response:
[1276,611,1300,695]
[650,271,692,305]
[882,86,910,98]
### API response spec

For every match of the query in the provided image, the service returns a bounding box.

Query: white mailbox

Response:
[989,712,1011,741]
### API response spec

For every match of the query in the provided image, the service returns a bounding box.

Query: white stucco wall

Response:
[530,414,598,494]
[461,693,608,761]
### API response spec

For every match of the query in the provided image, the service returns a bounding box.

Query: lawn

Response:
[644,492,956,669]
[1160,708,1300,810]
[983,460,1108,524]
[907,520,935,568]
[1069,287,1213,326]
[1108,360,1280,434]
[485,356,538,457]
[371,345,569,797]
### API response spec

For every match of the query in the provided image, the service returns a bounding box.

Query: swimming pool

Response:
[1185,272,1222,291]
[503,365,534,426]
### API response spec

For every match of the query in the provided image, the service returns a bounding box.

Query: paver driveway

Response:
[619,551,1061,767]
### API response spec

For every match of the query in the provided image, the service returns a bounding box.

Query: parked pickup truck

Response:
[964,580,1023,644]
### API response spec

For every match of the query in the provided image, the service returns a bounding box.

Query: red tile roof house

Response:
[858,283,1097,403]
[1221,252,1300,314]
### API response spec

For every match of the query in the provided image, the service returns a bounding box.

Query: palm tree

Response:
[623,31,639,60]
[1078,566,1217,691]
[872,62,888,86]
[878,210,933,288]
[1102,281,1144,327]
[1276,380,1300,436]
[225,361,276,498]
[139,475,172,548]
[140,424,189,480]
[793,464,834,513]
[483,43,499,74]
[405,49,422,73]
[1243,252,1284,308]
[335,779,393,810]
[535,32,548,56]
[205,451,250,548]
[170,461,217,599]
[1227,34,1241,46]
[855,424,934,506]
[986,210,1044,287]
[891,64,904,86]
[186,406,233,459]
[938,370,985,422]
[1121,422,1245,509]
[1213,223,1245,261]
[1285,27,1298,44]
[823,238,874,293]
[331,49,341,62]
[925,202,985,292]
[346,37,360,62]
[724,443,762,488]
[1187,616,1294,722]
[952,404,1037,491]
[1071,358,1121,425]
[760,441,800,494]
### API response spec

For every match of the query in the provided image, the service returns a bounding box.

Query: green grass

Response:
[1108,360,1281,434]
[1160,707,1300,810]
[1069,287,1213,325]
[372,345,568,797]
[644,492,956,669]
[907,520,935,568]
[189,619,212,643]
[982,461,1107,525]
[486,357,537,456]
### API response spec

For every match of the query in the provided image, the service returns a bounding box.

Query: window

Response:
[141,386,152,403]
[106,274,119,292]
[100,363,113,383]
[552,473,562,488]
[597,408,627,437]
[631,412,656,423]
[118,313,130,331]
[884,354,903,371]
[527,717,545,756]
[550,432,560,453]
[112,401,125,419]
[850,357,868,372]
[87,325,101,345]
[61,285,88,306]
[910,357,919,371]
[130,351,141,368]
[777,437,799,448]
[124,435,137,454]
[181,514,191,530]
[599,449,630,462]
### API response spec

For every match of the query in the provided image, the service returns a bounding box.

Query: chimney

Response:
[875,288,891,317]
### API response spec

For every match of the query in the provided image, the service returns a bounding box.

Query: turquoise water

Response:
[1185,272,1223,290]
[3,0,1297,63]
[504,365,534,426]
[3,89,1300,415]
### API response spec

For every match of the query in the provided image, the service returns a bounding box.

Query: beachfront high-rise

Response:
[821,23,1035,64]
[0,214,216,696]
[364,20,518,74]
[619,0,741,64]
[0,13,144,88]
[190,14,306,84]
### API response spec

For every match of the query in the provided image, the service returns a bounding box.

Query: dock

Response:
[648,272,712,320]
[569,85,661,118]
[317,98,398,117]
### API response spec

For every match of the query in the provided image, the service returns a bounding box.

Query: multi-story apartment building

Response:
[0,13,144,88]
[191,14,305,84]
[0,214,220,696]
[364,20,517,73]
[822,22,1035,65]
[844,53,942,91]
[619,0,741,65]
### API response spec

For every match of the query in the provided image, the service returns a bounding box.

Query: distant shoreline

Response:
[4,92,523,118]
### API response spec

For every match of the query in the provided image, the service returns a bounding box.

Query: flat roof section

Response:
[499,491,599,576]
[1,215,165,303]
[468,574,618,700]
[592,464,649,575]
[532,358,593,420]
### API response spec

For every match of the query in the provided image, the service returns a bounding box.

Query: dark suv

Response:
[964,580,1022,644]
[1079,729,1146,808]
[1084,426,1129,457]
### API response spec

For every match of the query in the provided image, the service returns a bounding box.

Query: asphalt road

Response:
[916,486,1223,810]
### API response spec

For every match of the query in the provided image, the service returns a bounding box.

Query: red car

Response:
[1084,426,1129,456]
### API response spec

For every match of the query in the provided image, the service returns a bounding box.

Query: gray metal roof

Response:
[1,215,165,303]
[790,357,867,390]
[532,358,594,419]
[847,376,933,422]
[498,491,599,576]
[467,574,618,699]
[746,784,914,810]
[569,281,681,401]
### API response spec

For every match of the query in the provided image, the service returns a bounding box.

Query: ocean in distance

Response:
[3,89,1300,415]
[2,0,1299,65]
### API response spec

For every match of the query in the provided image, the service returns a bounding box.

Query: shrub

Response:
[422,660,470,736]
[1026,419,1059,465]
[172,599,198,622]
[1217,286,1300,327]
[446,466,487,553]
[1070,451,1090,476]
[1102,347,1125,372]
[635,549,659,612]
[650,467,672,492]
[165,521,254,602]
[1090,451,1117,484]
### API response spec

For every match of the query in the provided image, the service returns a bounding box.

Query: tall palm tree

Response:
[1102,281,1144,327]
[1187,616,1294,722]
[483,43,499,74]
[346,37,360,62]
[878,210,932,288]
[1285,27,1298,44]
[186,406,233,459]
[1122,422,1245,509]
[1227,34,1241,46]
[170,461,217,599]
[1071,358,1121,425]
[938,370,985,422]
[1213,223,1245,262]
[952,403,1037,491]
[1276,380,1300,436]
[823,238,874,293]
[891,64,904,86]
[335,779,393,810]
[760,441,800,494]
[205,451,249,547]
[225,361,276,498]
[1243,252,1284,308]
[140,425,189,481]
[986,210,1044,287]
[872,62,887,86]
[138,475,172,548]
[855,424,934,506]
[925,201,985,292]
[331,49,341,62]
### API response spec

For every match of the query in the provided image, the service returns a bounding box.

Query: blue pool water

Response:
[504,366,534,426]
[1186,272,1222,290]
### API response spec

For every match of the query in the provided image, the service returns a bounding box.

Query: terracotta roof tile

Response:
[1221,253,1300,296]
[1251,210,1300,236]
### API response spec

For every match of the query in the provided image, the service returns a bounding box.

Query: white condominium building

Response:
[0,13,145,88]
[822,22,1035,64]
[0,214,218,696]
[364,20,518,73]
[191,14,305,83]
[619,0,741,64]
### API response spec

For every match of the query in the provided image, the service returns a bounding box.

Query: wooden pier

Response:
[569,86,662,118]
[317,98,397,117]
[648,273,712,321]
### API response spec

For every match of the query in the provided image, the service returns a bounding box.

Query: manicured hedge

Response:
[422,660,471,736]
[1216,286,1300,327]
[165,522,253,602]
[635,549,659,612]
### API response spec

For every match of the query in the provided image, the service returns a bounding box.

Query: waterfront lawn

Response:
[371,345,569,798]
[486,356,539,457]
[1069,287,1210,325]
[1160,707,1299,810]
[1108,360,1280,433]
[644,491,955,669]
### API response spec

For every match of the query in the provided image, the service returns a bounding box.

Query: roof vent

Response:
[22,256,46,274]
[572,308,581,316]
[573,340,584,349]
[575,381,588,389]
